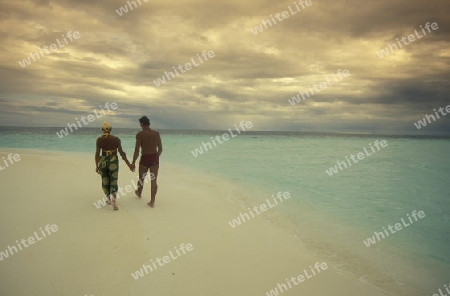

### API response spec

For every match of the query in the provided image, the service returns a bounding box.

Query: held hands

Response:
[128,163,136,172]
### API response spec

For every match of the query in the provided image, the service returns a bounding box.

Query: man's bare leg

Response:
[148,164,159,207]
[135,164,148,198]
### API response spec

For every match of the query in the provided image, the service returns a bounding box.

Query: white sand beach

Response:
[0,149,392,296]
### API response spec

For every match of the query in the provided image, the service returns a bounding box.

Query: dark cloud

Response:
[0,0,449,134]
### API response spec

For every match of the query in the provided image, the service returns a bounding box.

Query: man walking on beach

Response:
[131,116,163,207]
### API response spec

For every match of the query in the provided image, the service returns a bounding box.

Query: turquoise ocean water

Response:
[0,126,449,295]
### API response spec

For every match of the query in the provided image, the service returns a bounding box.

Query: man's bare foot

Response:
[135,190,141,199]
[112,201,118,210]
[147,201,154,208]
[107,199,111,205]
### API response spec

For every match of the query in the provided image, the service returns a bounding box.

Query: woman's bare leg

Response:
[111,193,118,210]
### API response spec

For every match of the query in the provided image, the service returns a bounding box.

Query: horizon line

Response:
[0,125,449,137]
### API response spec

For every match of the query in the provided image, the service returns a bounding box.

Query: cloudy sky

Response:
[1,0,449,134]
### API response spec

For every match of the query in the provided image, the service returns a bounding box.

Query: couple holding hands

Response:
[95,116,162,210]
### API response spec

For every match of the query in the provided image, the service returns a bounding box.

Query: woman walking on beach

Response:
[95,122,132,210]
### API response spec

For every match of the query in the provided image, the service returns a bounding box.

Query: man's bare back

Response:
[136,129,162,155]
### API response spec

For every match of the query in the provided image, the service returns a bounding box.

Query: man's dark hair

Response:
[139,116,150,126]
